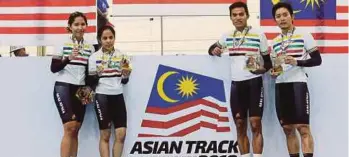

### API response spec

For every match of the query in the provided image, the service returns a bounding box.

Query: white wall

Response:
[0,54,347,157]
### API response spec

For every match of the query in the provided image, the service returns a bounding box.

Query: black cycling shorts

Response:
[53,82,86,124]
[230,76,264,119]
[275,82,310,125]
[94,94,127,130]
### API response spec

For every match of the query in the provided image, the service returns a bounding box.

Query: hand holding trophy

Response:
[97,64,104,76]
[69,47,79,60]
[244,53,265,74]
[120,55,132,78]
[69,37,81,60]
[270,53,285,78]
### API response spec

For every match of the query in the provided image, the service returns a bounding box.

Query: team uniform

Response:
[51,36,95,124]
[270,28,317,125]
[88,49,130,130]
[217,26,269,119]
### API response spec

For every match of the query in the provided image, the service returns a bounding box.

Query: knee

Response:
[115,128,126,143]
[282,125,296,137]
[64,123,80,137]
[100,131,111,143]
[235,119,247,136]
[296,125,311,139]
[250,119,262,134]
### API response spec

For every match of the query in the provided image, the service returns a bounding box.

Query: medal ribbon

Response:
[232,26,251,48]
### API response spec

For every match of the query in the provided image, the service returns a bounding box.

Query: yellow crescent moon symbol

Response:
[271,0,301,14]
[157,71,179,103]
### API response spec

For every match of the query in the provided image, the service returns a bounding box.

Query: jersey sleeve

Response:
[269,39,277,59]
[303,33,318,53]
[217,33,228,48]
[259,32,269,55]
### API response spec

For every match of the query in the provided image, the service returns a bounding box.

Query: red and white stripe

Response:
[112,0,246,16]
[100,68,121,77]
[0,0,96,46]
[138,96,231,137]
[261,0,349,54]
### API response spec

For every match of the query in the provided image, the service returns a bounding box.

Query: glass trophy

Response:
[120,55,131,71]
[271,52,287,75]
[76,86,95,105]
[97,64,104,76]
[244,52,261,71]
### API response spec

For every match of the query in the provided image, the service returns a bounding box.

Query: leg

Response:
[53,83,83,157]
[248,77,264,155]
[282,125,300,155]
[293,83,313,156]
[70,86,87,157]
[61,121,82,157]
[99,129,112,157]
[275,83,299,157]
[95,94,112,157]
[234,118,249,155]
[113,127,126,157]
[230,81,250,155]
[295,124,313,156]
[111,94,128,157]
[249,117,263,154]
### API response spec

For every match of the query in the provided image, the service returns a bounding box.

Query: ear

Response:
[291,14,295,20]
[66,26,72,33]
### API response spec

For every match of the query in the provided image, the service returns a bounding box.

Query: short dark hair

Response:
[229,1,249,17]
[272,2,294,19]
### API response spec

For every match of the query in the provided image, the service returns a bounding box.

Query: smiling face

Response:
[230,7,249,30]
[69,16,87,40]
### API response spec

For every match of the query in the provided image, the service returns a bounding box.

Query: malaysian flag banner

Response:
[113,0,246,16]
[124,56,238,156]
[260,0,349,53]
[0,0,97,46]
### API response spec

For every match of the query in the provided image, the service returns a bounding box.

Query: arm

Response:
[250,33,272,74]
[121,78,129,84]
[208,34,226,56]
[50,58,70,73]
[296,33,322,67]
[260,33,272,71]
[86,53,100,88]
[50,46,69,73]
[208,42,220,56]
[296,49,322,67]
[262,54,272,71]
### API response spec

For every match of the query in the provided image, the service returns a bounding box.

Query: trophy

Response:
[271,52,286,75]
[76,86,95,105]
[97,64,104,76]
[72,36,83,55]
[120,55,131,71]
[244,53,261,71]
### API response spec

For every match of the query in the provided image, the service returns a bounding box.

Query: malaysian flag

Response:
[138,64,230,137]
[113,0,246,16]
[0,0,96,46]
[260,0,349,54]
